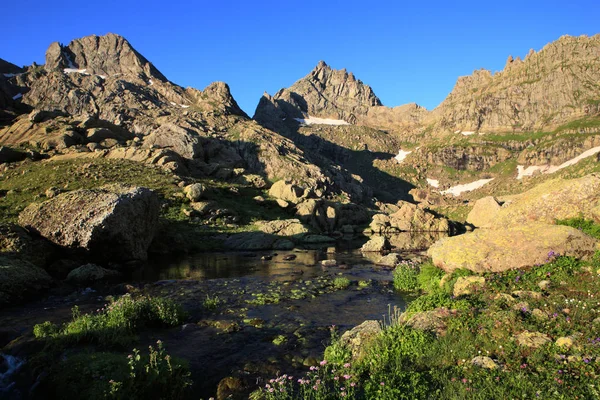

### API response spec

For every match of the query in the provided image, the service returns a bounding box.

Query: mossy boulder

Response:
[428,222,598,273]
[466,196,502,228]
[0,255,52,306]
[340,320,382,360]
[66,263,120,285]
[19,185,159,262]
[490,174,600,228]
[453,276,486,297]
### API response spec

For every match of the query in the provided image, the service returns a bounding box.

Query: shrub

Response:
[416,262,445,293]
[203,294,221,310]
[393,262,419,292]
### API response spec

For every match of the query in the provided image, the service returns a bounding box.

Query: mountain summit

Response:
[254,61,382,125]
[45,33,168,81]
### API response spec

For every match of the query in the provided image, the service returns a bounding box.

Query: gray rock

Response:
[19,185,159,262]
[376,253,402,267]
[471,356,499,370]
[66,263,120,285]
[361,236,390,252]
[184,183,205,202]
[340,320,382,360]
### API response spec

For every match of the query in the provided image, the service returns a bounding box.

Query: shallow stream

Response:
[0,234,441,398]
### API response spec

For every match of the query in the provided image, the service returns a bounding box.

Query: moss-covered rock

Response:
[0,255,52,306]
[428,222,598,272]
[491,174,600,228]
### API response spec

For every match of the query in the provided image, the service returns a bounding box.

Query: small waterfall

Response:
[0,354,24,394]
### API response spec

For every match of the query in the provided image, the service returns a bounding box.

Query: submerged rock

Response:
[376,253,402,267]
[19,185,159,262]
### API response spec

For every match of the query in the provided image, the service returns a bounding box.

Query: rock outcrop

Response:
[19,185,159,262]
[368,201,451,233]
[485,174,600,228]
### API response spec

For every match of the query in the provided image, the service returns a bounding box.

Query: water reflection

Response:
[135,231,446,282]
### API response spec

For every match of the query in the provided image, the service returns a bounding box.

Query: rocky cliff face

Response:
[429,34,600,133]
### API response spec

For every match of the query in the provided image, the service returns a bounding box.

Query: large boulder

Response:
[0,255,52,306]
[269,180,305,204]
[295,199,337,232]
[0,223,56,267]
[254,219,309,237]
[19,185,159,262]
[369,201,450,233]
[489,174,600,228]
[428,223,598,273]
[466,196,502,228]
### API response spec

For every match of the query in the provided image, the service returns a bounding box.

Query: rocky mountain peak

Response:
[254,61,383,127]
[45,33,167,81]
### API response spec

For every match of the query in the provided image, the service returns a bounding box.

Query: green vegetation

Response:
[557,217,600,239]
[0,158,181,223]
[261,252,600,399]
[203,294,222,310]
[34,295,185,347]
[392,262,419,292]
[333,276,351,290]
[45,342,191,400]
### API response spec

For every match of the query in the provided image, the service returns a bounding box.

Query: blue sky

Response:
[2,0,599,116]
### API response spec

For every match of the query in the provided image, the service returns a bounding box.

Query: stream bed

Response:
[0,237,436,399]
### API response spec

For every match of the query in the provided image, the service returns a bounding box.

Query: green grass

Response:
[261,253,600,399]
[556,217,600,239]
[0,158,181,224]
[34,295,185,347]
